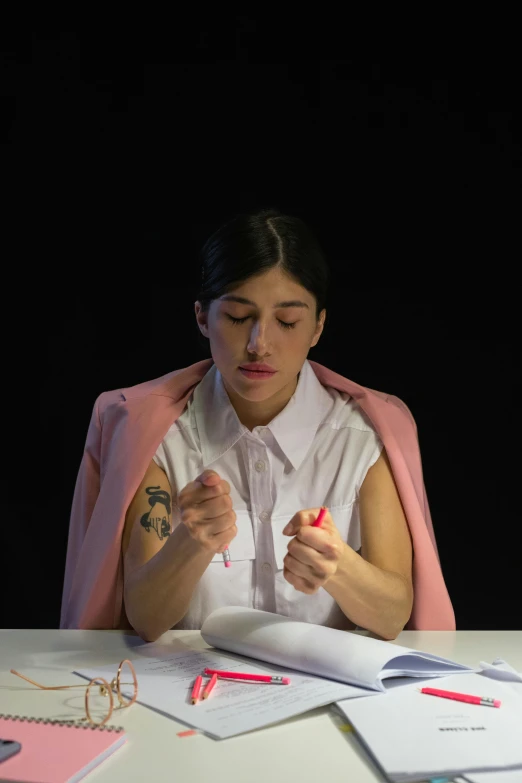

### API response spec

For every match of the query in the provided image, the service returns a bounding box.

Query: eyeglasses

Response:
[10,659,138,727]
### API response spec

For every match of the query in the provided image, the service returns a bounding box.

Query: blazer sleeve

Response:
[60,395,103,628]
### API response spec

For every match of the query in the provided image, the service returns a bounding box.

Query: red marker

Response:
[204,668,291,684]
[312,506,328,528]
[420,687,501,708]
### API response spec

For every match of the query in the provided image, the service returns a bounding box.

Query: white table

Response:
[1,629,520,783]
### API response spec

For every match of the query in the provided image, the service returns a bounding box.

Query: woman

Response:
[60,208,455,639]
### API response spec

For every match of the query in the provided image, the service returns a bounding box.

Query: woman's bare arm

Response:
[325,449,414,639]
[122,459,214,641]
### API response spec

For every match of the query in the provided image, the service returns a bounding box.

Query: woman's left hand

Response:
[282,508,345,594]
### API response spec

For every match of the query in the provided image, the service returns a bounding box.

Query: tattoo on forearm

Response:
[140,486,172,540]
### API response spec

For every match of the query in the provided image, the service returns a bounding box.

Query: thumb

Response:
[283,519,297,536]
[198,469,221,486]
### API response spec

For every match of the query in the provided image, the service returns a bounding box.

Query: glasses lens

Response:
[86,678,112,726]
[117,660,138,707]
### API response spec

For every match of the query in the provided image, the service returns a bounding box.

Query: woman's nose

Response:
[247,322,270,353]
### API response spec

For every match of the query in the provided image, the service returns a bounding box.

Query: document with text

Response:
[335,672,522,782]
[75,647,373,739]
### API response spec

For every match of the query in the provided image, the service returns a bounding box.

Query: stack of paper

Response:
[200,606,475,690]
[336,671,522,782]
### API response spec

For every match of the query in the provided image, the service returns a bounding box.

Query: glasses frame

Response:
[10,658,138,727]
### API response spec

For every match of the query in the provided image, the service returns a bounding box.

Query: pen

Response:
[312,506,328,528]
[202,673,218,699]
[420,686,501,708]
[204,668,291,684]
[191,674,203,704]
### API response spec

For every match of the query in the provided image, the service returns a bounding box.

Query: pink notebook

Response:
[0,715,126,783]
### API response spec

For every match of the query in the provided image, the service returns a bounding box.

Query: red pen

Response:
[202,673,218,699]
[312,506,328,528]
[204,668,291,684]
[191,675,203,705]
[420,687,501,708]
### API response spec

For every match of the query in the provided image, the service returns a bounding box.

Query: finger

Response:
[287,537,336,568]
[198,472,231,495]
[283,567,317,594]
[179,478,229,506]
[210,522,237,542]
[198,493,234,521]
[282,510,316,536]
[284,550,332,581]
[197,472,231,495]
[184,509,237,547]
[197,469,222,486]
[203,511,237,536]
[294,526,340,557]
[211,526,238,552]
[182,496,234,526]
[283,508,328,536]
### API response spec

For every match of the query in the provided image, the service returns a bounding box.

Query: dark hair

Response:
[197,207,330,321]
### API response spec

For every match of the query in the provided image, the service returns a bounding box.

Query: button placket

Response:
[249,443,276,613]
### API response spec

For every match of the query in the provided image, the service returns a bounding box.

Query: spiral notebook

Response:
[0,714,126,783]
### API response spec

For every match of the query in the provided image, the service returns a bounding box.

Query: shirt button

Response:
[254,460,266,472]
[260,511,270,522]
[262,562,272,574]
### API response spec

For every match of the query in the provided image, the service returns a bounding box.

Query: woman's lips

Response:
[238,367,277,380]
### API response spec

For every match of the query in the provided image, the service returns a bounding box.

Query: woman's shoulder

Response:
[94,360,214,413]
[323,387,380,437]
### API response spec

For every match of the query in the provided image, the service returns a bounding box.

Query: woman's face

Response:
[195,266,326,423]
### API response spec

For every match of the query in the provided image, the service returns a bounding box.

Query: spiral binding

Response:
[0,713,123,732]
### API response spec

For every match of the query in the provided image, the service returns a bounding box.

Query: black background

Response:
[2,24,520,630]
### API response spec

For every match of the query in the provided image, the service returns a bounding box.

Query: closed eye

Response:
[226,315,297,330]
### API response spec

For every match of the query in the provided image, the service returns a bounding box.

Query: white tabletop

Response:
[1,629,520,783]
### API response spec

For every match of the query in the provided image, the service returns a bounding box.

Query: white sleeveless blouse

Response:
[153,359,382,630]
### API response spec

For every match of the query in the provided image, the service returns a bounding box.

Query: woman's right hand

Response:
[177,469,238,554]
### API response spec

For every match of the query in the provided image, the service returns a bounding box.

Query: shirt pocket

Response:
[271,502,359,572]
[210,509,256,563]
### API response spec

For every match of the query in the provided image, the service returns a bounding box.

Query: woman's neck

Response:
[223,374,299,432]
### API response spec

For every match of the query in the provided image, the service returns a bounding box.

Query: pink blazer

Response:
[60,359,456,630]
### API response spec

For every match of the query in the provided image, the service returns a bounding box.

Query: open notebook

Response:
[0,715,126,783]
[200,606,475,691]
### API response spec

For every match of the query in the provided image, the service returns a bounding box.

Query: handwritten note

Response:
[75,648,374,739]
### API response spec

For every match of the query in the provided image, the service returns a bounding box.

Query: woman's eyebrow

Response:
[220,295,309,309]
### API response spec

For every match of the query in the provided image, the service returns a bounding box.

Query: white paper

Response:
[75,648,374,739]
[462,770,522,783]
[478,658,522,684]
[200,606,475,691]
[335,672,522,782]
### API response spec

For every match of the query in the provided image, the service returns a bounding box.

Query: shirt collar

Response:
[267,359,334,471]
[193,360,333,471]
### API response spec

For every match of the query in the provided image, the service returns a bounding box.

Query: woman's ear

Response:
[194,301,210,338]
[310,309,326,347]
